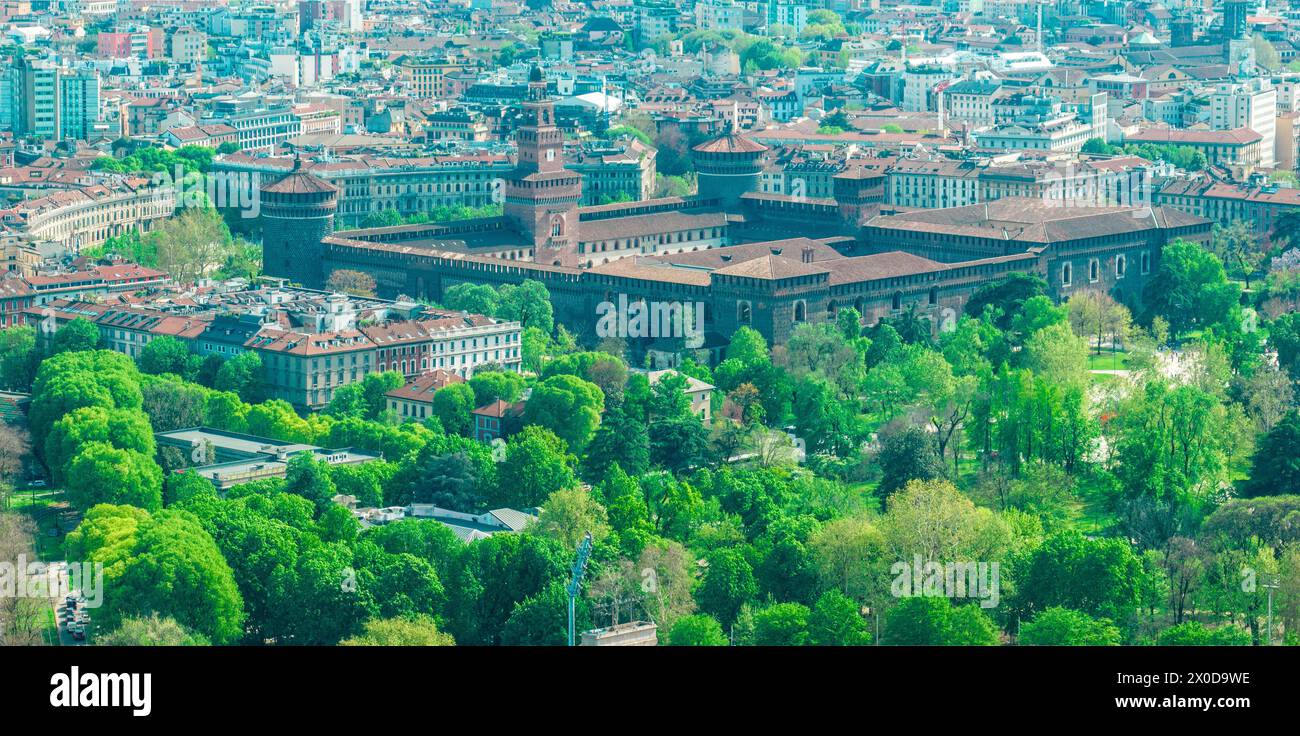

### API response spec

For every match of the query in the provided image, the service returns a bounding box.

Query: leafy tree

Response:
[213,351,266,404]
[876,425,945,500]
[881,479,1012,564]
[1108,379,1243,546]
[165,470,216,507]
[648,414,711,475]
[412,451,482,510]
[52,318,101,353]
[882,596,999,645]
[1142,239,1240,335]
[468,370,525,406]
[695,548,757,629]
[497,426,578,509]
[95,614,210,646]
[751,602,811,645]
[525,374,605,449]
[1157,621,1251,646]
[29,349,143,444]
[70,506,246,645]
[1201,495,1300,551]
[808,589,871,645]
[532,487,608,550]
[1018,607,1121,645]
[362,519,463,582]
[581,408,650,481]
[965,273,1049,331]
[0,326,37,391]
[140,375,210,432]
[1011,531,1142,625]
[444,533,570,645]
[497,280,554,333]
[44,406,156,486]
[340,615,454,646]
[443,283,501,317]
[1241,410,1300,497]
[66,443,163,512]
[150,207,237,284]
[500,579,591,645]
[283,452,338,513]
[326,269,377,297]
[137,336,199,380]
[726,327,770,366]
[431,383,477,436]
[668,614,728,646]
[1210,220,1266,288]
[809,516,888,605]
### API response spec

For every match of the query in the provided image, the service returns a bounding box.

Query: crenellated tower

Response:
[503,65,584,267]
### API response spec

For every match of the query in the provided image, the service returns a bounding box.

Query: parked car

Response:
[71,626,86,641]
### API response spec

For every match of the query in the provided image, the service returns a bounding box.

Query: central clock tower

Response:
[504,66,583,267]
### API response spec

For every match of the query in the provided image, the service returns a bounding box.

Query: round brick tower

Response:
[259,158,339,288]
[692,127,767,209]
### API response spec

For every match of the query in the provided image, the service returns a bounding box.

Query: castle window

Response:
[1062,263,1072,286]
[793,301,807,323]
[1141,251,1151,274]
[1089,258,1100,283]
[738,301,752,325]
[929,287,938,305]
[892,291,902,311]
[1116,254,1127,278]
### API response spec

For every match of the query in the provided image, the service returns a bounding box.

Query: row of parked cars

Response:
[61,594,88,641]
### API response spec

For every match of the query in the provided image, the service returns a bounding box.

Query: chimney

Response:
[801,247,814,263]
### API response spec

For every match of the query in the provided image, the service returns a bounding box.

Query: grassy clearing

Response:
[1086,350,1129,372]
[10,489,70,561]
[1070,474,1114,537]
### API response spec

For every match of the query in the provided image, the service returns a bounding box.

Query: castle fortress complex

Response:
[261,69,1213,357]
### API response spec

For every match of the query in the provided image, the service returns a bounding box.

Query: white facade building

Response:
[1211,77,1277,168]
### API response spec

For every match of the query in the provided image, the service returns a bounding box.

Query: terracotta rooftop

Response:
[260,168,339,195]
[692,133,768,155]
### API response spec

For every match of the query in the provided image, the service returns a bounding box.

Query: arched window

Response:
[1141,251,1151,274]
[1062,263,1072,286]
[892,291,902,311]
[738,301,752,324]
[1089,258,1100,282]
[794,300,807,323]
[929,286,938,305]
[1116,254,1127,278]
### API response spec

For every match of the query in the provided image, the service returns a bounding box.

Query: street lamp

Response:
[862,605,880,645]
[1261,574,1280,646]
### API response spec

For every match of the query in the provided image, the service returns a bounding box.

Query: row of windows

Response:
[1061,252,1150,286]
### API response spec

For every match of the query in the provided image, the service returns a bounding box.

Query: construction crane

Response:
[567,532,594,647]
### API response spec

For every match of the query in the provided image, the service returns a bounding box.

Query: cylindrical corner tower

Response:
[692,131,767,209]
[259,161,339,288]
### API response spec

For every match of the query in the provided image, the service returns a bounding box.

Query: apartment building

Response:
[1209,78,1277,168]
[395,57,467,99]
[169,27,208,66]
[568,139,657,205]
[3,184,175,253]
[1124,127,1264,169]
[206,95,302,153]
[0,59,100,142]
[250,326,376,409]
[887,159,982,208]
